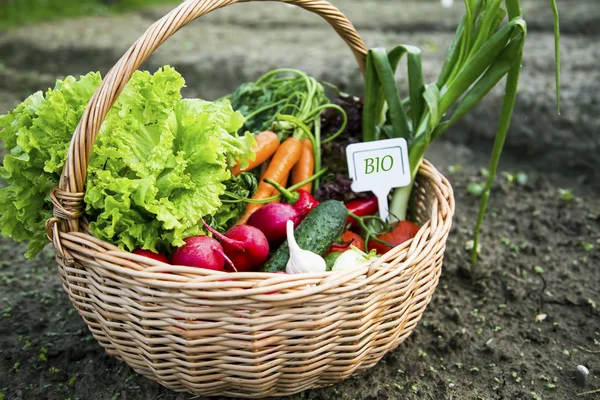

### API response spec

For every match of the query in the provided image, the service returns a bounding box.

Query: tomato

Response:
[132,248,170,264]
[368,220,420,255]
[326,231,365,254]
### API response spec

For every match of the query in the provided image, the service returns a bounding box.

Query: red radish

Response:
[247,203,305,247]
[202,222,269,272]
[172,236,232,271]
[263,179,319,219]
[132,249,170,264]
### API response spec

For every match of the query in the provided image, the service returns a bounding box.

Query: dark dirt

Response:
[0,142,598,400]
[1,2,600,399]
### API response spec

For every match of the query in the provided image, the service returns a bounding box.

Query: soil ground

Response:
[0,1,599,399]
[0,141,598,400]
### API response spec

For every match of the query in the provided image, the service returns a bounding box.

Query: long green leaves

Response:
[362,54,380,142]
[388,45,425,134]
[432,22,526,140]
[363,46,425,142]
[371,48,411,139]
[362,0,561,269]
[471,29,526,267]
[437,16,465,88]
[439,18,523,115]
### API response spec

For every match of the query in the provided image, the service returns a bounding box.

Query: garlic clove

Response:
[285,220,326,274]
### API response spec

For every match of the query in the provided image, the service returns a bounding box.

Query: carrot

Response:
[231,130,279,176]
[259,157,270,179]
[238,137,303,224]
[270,170,291,201]
[291,139,314,193]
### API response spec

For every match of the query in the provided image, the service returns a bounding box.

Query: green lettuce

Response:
[206,172,257,232]
[0,66,255,258]
[84,66,255,253]
[0,72,102,258]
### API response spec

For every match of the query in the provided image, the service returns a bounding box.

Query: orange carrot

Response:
[270,170,291,199]
[259,157,270,179]
[232,131,279,176]
[238,137,303,224]
[291,139,314,193]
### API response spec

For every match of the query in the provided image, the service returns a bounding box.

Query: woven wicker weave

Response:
[45,0,455,397]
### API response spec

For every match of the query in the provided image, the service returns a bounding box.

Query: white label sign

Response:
[346,138,411,221]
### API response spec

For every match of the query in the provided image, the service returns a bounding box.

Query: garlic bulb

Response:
[285,220,326,274]
[332,246,380,272]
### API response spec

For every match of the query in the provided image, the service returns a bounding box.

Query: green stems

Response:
[222,168,327,204]
[389,183,413,223]
[471,48,524,267]
[347,211,395,249]
[263,179,299,203]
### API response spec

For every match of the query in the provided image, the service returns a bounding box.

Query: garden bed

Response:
[0,140,598,400]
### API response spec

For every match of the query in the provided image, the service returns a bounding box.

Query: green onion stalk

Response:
[362,0,561,268]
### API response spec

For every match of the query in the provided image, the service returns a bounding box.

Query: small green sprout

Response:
[558,188,574,201]
[465,239,481,254]
[534,266,544,275]
[582,242,594,251]
[39,347,48,362]
[467,183,484,197]
[10,362,21,373]
[448,164,463,174]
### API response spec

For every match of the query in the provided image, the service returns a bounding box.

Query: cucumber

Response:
[324,251,342,271]
[262,200,348,273]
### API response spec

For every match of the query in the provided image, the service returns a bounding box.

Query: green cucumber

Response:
[324,251,342,271]
[262,200,348,273]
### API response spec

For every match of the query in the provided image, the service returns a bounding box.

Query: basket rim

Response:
[51,159,454,301]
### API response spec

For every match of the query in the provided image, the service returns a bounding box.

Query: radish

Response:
[132,249,170,264]
[172,236,232,271]
[202,221,269,272]
[247,203,305,247]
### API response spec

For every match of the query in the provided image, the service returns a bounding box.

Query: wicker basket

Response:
[45,0,455,397]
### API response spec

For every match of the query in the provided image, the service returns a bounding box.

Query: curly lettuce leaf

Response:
[85,66,255,253]
[206,172,257,232]
[0,72,102,258]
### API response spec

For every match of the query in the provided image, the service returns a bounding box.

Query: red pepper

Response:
[345,195,379,228]
[293,189,319,215]
[264,179,319,219]
[325,231,365,254]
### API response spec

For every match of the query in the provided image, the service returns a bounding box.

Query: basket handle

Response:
[50,0,367,235]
